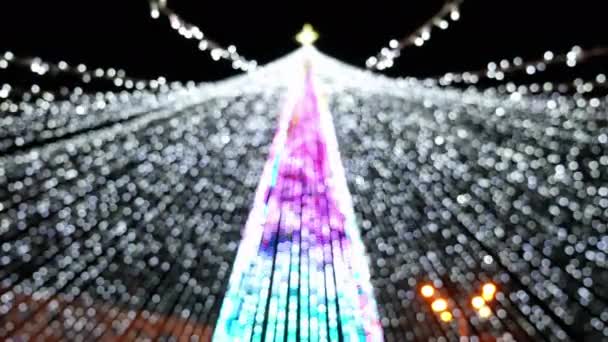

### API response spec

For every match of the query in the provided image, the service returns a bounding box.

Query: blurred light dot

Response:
[421,285,435,298]
[478,306,492,318]
[482,283,497,301]
[472,296,485,309]
[440,311,453,322]
[431,298,448,312]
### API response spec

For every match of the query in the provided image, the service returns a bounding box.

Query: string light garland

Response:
[1,47,607,341]
[431,46,608,105]
[328,65,608,340]
[437,45,608,87]
[0,52,198,156]
[488,74,607,97]
[427,72,608,107]
[366,0,464,70]
[149,0,257,72]
[0,81,197,155]
[0,50,191,154]
[0,51,167,91]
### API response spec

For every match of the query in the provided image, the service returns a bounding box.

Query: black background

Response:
[0,0,606,82]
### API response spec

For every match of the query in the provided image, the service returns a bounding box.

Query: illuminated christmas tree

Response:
[214,29,383,341]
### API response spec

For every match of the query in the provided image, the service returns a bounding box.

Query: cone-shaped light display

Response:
[213,61,383,341]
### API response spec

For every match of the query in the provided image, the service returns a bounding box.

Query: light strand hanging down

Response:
[213,55,383,341]
[0,50,191,154]
[437,45,608,86]
[149,0,257,72]
[366,0,464,71]
[0,50,179,132]
[0,80,196,154]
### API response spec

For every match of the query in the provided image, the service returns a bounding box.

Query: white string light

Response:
[366,0,464,70]
[149,0,257,72]
[437,46,608,87]
[436,74,607,100]
[0,50,178,122]
[0,81,193,153]
[0,51,190,153]
[433,46,608,104]
[0,51,167,91]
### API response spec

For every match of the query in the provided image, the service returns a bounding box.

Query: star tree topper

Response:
[296,24,319,46]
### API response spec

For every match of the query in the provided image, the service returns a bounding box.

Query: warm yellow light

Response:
[296,24,319,46]
[478,305,492,318]
[440,311,453,322]
[471,296,485,309]
[482,283,497,301]
[431,298,448,312]
[420,285,435,298]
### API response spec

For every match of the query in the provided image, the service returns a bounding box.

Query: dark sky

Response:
[1,0,607,82]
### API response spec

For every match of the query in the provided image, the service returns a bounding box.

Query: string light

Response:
[149,0,257,72]
[367,0,464,70]
[435,47,608,99]
[438,45,608,87]
[1,47,607,341]
[436,74,608,98]
[0,52,185,154]
[0,51,178,140]
[0,51,167,91]
[213,57,383,341]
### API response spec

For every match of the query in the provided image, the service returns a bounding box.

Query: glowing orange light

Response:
[471,296,485,309]
[440,311,453,322]
[478,305,492,318]
[482,283,497,301]
[431,298,448,312]
[420,285,435,298]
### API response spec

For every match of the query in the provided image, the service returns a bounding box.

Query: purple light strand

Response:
[213,60,383,341]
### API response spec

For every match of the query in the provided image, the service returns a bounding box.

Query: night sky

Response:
[1,0,607,82]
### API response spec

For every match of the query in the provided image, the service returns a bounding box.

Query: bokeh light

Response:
[472,296,486,309]
[482,282,497,301]
[421,284,435,298]
[431,299,448,312]
[478,306,492,319]
[440,311,454,322]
